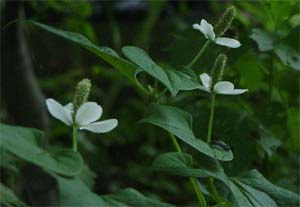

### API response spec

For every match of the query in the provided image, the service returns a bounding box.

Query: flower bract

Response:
[46,98,118,133]
[199,73,248,95]
[193,19,241,48]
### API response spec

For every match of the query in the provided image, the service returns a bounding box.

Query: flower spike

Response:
[214,5,236,37]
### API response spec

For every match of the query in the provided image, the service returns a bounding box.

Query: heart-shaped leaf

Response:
[122,46,200,96]
[152,152,300,207]
[140,104,233,161]
[0,123,83,176]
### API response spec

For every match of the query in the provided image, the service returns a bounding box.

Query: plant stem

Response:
[206,93,223,204]
[207,93,216,143]
[188,40,210,68]
[72,126,78,152]
[168,133,207,206]
[208,177,222,202]
[169,132,182,152]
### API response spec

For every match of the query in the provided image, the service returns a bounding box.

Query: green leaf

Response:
[152,152,223,178]
[274,43,300,71]
[102,188,174,207]
[28,21,137,83]
[54,175,107,206]
[165,67,200,92]
[0,183,26,207]
[256,128,281,157]
[140,104,233,161]
[289,14,300,28]
[250,29,274,52]
[122,46,199,96]
[152,152,300,207]
[285,108,300,151]
[234,50,264,91]
[235,170,300,207]
[0,149,18,173]
[53,175,173,207]
[269,1,295,26]
[0,123,83,176]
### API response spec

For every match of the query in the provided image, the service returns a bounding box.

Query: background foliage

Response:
[1,0,299,206]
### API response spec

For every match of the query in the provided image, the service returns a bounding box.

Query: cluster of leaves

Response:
[1,1,299,206]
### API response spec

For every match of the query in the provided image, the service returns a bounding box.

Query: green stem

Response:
[188,40,210,68]
[207,93,216,143]
[169,132,182,152]
[206,93,223,204]
[208,177,222,202]
[72,126,78,152]
[168,133,207,206]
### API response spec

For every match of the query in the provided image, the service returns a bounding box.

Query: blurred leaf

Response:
[102,188,174,207]
[122,46,199,96]
[135,0,167,49]
[54,175,173,206]
[213,201,234,207]
[28,21,137,83]
[0,183,26,207]
[140,104,233,161]
[152,152,300,206]
[79,163,97,189]
[234,50,264,91]
[284,108,300,151]
[250,29,274,52]
[274,43,300,70]
[268,0,295,26]
[0,124,83,176]
[289,14,300,28]
[54,175,107,206]
[0,149,18,173]
[257,128,281,157]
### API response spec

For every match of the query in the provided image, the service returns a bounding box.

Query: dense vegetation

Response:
[1,1,299,206]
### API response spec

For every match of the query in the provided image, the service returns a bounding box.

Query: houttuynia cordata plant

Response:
[1,1,299,207]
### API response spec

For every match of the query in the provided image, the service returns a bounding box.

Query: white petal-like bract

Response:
[75,102,102,126]
[199,73,211,88]
[192,24,201,31]
[200,19,215,40]
[193,19,216,41]
[80,119,118,133]
[214,81,234,94]
[46,98,73,126]
[215,37,241,48]
[227,89,248,95]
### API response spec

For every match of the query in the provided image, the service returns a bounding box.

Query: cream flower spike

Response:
[193,19,241,48]
[199,73,248,95]
[46,98,118,133]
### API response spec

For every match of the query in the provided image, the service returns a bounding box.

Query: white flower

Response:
[46,98,118,133]
[193,19,241,48]
[199,73,248,95]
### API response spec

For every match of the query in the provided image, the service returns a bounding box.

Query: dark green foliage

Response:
[1,1,299,206]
